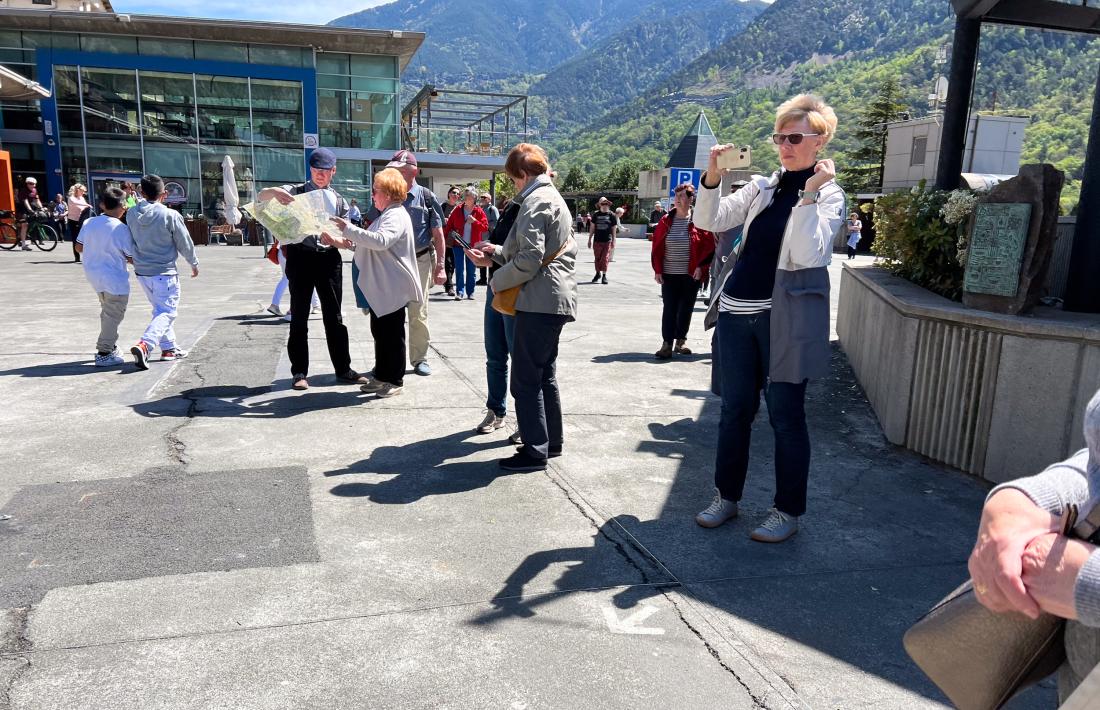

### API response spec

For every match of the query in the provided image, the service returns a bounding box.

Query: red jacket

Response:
[651,209,716,282]
[444,205,489,247]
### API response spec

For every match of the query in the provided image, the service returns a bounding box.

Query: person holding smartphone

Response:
[443,186,489,300]
[692,94,845,544]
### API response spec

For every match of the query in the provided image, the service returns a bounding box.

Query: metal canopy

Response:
[401,84,532,156]
[952,0,1100,34]
[0,64,50,101]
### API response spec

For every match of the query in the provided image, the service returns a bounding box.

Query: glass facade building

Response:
[0,19,418,216]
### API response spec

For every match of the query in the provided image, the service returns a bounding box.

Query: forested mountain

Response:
[531,0,767,130]
[548,0,1093,212]
[330,0,643,81]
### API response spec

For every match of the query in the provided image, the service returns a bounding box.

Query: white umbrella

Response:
[221,155,242,226]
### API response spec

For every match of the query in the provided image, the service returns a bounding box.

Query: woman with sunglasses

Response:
[692,94,845,543]
[650,182,715,359]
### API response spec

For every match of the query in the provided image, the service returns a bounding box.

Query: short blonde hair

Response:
[373,168,408,203]
[68,183,86,197]
[775,94,837,146]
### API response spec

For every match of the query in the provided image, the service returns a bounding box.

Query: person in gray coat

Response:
[466,143,578,473]
[322,168,423,399]
[692,94,845,543]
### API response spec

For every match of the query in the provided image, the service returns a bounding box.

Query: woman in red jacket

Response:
[444,186,490,300]
[651,183,716,359]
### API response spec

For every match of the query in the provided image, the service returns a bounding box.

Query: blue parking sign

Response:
[669,168,701,199]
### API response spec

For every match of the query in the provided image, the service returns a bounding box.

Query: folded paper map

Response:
[242,190,334,245]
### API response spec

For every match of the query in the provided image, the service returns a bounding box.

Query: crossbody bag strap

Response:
[541,237,574,268]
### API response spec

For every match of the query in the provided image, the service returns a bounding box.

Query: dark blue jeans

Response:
[713,311,810,517]
[452,246,476,297]
[511,311,568,460]
[484,290,516,417]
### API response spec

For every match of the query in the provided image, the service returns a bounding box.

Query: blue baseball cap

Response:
[309,147,337,170]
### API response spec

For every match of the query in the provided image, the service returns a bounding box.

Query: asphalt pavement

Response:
[0,239,1055,709]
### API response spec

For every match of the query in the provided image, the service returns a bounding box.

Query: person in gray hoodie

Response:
[127,174,199,370]
[970,388,1100,700]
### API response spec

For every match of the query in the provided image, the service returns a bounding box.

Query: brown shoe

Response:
[675,339,692,355]
[655,342,673,359]
[292,374,309,390]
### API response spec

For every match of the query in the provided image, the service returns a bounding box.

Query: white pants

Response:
[137,274,180,352]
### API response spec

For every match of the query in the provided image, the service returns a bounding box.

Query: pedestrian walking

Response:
[367,150,446,376]
[443,186,489,300]
[127,174,200,370]
[648,201,666,236]
[846,211,862,259]
[67,183,90,263]
[257,148,367,391]
[466,143,578,473]
[587,196,617,284]
[76,186,133,367]
[692,94,845,543]
[322,168,424,399]
[651,182,715,359]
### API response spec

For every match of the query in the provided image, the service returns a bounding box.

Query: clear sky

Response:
[111,0,391,25]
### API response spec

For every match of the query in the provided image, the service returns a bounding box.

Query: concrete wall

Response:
[837,265,1100,482]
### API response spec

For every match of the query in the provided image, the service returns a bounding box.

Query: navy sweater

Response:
[722,167,815,304]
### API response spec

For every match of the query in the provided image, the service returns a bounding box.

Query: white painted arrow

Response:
[603,604,665,635]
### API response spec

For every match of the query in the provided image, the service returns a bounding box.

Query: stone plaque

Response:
[963,202,1032,298]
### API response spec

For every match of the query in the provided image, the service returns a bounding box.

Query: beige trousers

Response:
[96,292,129,353]
[407,250,435,365]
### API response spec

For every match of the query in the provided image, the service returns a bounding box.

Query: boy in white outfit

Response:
[127,174,200,370]
[76,186,134,367]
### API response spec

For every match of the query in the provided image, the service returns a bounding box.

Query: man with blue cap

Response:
[259,147,367,391]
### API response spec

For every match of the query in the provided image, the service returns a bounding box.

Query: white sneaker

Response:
[476,410,505,434]
[267,304,283,316]
[750,508,799,543]
[94,349,125,367]
[695,489,739,528]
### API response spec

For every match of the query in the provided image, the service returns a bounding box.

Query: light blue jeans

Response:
[137,273,180,352]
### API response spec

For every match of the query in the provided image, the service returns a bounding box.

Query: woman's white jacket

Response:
[341,204,424,318]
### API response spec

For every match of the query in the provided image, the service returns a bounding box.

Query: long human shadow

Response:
[0,360,131,378]
[132,385,364,419]
[590,352,710,364]
[324,430,515,504]
[470,343,1056,707]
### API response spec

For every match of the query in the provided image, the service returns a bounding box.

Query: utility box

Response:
[882,114,1027,192]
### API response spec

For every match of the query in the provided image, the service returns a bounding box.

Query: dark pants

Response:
[444,245,455,290]
[369,307,406,386]
[484,290,516,417]
[68,220,81,261]
[847,246,856,259]
[286,247,351,377]
[660,273,701,342]
[713,311,810,517]
[511,311,568,460]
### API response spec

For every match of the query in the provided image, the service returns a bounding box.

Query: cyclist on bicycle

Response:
[15,176,44,251]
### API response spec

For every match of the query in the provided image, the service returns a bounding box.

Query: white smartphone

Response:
[717,146,752,171]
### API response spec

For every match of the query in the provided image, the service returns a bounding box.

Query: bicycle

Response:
[0,211,59,251]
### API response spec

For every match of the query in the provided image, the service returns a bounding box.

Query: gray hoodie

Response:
[127,201,198,277]
[991,388,1100,698]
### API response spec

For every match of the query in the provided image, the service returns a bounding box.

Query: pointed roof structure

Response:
[666,111,718,170]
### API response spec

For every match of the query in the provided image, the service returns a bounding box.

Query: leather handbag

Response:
[492,237,574,316]
[904,503,1100,710]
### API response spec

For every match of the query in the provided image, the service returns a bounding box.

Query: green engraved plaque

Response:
[963,202,1032,298]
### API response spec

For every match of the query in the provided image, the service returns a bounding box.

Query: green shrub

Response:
[872,181,966,301]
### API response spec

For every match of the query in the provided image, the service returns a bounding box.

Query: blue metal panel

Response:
[45,50,315,84]
[34,47,63,200]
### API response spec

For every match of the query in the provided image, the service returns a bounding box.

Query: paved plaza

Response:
[0,239,1054,709]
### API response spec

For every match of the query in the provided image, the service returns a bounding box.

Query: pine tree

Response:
[843,77,908,193]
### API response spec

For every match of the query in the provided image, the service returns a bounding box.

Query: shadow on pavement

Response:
[132,386,365,418]
[590,352,710,364]
[0,359,129,378]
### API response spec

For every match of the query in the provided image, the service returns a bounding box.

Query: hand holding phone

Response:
[717,146,752,171]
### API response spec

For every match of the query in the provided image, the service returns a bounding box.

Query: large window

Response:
[316,52,399,151]
[54,64,306,217]
[0,31,42,133]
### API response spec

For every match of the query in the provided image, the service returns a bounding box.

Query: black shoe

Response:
[601,275,608,284]
[591,273,600,283]
[476,279,487,285]
[499,451,547,472]
[515,443,561,458]
[337,370,369,384]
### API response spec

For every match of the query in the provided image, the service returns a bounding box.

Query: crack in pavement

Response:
[0,608,31,710]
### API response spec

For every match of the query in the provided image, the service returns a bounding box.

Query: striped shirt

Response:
[662,217,691,275]
[719,293,772,314]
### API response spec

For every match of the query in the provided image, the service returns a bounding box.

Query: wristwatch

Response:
[798,189,820,203]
